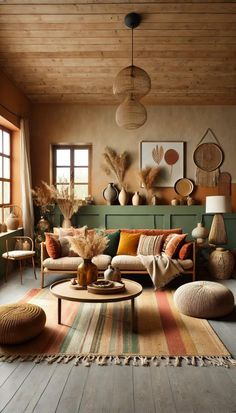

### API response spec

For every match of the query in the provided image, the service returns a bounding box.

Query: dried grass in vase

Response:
[103,146,131,189]
[31,181,56,214]
[55,185,83,226]
[69,232,109,259]
[139,166,160,204]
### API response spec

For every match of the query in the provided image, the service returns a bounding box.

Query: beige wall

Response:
[30,104,236,208]
[0,70,30,127]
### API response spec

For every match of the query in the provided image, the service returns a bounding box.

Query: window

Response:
[0,127,11,221]
[52,145,91,199]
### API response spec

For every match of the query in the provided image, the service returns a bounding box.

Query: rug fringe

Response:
[0,354,235,367]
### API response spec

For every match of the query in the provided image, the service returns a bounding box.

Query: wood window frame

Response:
[52,144,92,198]
[0,126,12,209]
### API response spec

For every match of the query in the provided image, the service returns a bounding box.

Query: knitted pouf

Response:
[174,281,234,319]
[0,303,46,345]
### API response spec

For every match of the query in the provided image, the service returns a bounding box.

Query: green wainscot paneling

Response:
[51,205,236,250]
[0,228,23,281]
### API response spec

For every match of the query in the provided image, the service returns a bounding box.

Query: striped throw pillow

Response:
[137,234,163,256]
[163,233,187,258]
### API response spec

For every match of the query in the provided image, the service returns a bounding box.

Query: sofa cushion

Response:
[137,234,163,256]
[103,230,120,257]
[178,259,193,270]
[92,254,112,269]
[43,254,111,271]
[111,255,145,271]
[43,256,83,270]
[121,228,182,238]
[117,232,141,256]
[163,234,187,258]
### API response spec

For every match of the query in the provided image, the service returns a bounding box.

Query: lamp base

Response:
[208,213,227,245]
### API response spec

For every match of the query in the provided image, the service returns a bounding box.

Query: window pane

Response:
[3,157,10,179]
[74,184,88,199]
[0,130,2,153]
[74,149,88,166]
[3,132,10,155]
[0,182,2,203]
[56,167,70,183]
[4,207,10,224]
[3,182,10,204]
[74,167,88,183]
[56,149,70,166]
[0,156,2,178]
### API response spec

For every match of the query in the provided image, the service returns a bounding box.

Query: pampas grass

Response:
[31,181,56,214]
[103,146,130,189]
[69,231,109,259]
[55,185,83,221]
[139,166,160,203]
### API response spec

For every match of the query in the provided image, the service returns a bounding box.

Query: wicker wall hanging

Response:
[193,128,224,187]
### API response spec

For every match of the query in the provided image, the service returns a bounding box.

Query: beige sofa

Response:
[40,230,196,288]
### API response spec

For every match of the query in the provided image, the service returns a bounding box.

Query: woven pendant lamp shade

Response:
[113,65,151,100]
[116,96,147,130]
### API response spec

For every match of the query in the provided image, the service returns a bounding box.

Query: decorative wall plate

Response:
[174,178,194,197]
[193,143,223,172]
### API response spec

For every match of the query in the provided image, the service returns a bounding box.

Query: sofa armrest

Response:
[41,241,49,263]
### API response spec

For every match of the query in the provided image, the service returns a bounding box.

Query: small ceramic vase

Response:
[104,264,114,281]
[6,212,19,230]
[132,191,141,206]
[171,198,179,206]
[118,187,128,206]
[192,222,209,244]
[151,195,158,205]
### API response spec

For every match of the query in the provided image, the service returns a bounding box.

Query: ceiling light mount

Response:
[124,12,141,29]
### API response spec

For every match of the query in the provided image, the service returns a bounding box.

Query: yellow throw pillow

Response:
[116,232,141,256]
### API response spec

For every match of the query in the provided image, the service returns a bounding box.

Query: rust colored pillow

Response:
[117,232,141,256]
[163,233,187,258]
[45,233,61,259]
[178,242,193,260]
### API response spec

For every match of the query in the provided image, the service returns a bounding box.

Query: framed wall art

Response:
[140,141,184,187]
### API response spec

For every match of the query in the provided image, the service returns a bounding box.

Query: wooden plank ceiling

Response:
[0,0,236,105]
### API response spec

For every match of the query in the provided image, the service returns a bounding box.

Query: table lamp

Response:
[205,195,231,245]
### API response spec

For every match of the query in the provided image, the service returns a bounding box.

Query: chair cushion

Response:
[0,303,46,345]
[174,281,234,318]
[2,250,35,259]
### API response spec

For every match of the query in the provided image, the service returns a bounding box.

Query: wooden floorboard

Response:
[0,270,236,413]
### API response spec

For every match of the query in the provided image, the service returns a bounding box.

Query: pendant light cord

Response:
[131,28,134,66]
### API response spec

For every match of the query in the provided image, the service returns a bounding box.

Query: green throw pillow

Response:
[103,230,120,257]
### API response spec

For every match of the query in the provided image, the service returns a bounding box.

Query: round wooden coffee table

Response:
[50,278,143,332]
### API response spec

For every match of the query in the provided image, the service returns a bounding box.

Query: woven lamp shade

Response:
[113,65,151,100]
[116,96,147,130]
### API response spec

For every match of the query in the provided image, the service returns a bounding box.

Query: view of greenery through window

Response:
[0,127,11,222]
[53,145,91,199]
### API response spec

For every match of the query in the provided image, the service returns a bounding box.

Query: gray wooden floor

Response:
[0,269,236,413]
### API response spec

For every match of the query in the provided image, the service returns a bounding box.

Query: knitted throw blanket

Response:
[138,253,184,289]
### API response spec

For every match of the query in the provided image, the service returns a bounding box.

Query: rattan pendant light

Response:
[113,13,151,129]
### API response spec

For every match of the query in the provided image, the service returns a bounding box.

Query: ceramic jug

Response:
[103,183,118,205]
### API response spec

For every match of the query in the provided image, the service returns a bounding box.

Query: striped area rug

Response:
[0,287,234,367]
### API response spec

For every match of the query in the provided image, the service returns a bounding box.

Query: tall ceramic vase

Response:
[118,187,128,206]
[103,183,118,205]
[77,259,98,287]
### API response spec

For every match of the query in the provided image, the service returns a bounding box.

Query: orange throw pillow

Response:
[178,242,193,260]
[117,232,141,256]
[45,233,61,259]
[163,233,187,258]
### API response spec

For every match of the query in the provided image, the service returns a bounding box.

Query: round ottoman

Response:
[0,303,46,345]
[174,281,234,319]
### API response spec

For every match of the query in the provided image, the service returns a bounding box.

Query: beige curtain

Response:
[20,118,34,238]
